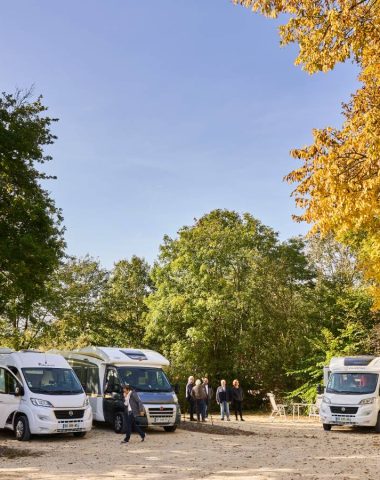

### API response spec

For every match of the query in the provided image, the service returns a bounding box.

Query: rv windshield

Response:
[326,372,378,395]
[22,368,83,395]
[117,367,172,393]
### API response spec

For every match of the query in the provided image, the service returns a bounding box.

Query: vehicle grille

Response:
[330,406,358,414]
[54,409,85,419]
[148,407,174,418]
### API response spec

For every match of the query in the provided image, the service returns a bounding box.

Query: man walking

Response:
[121,384,146,444]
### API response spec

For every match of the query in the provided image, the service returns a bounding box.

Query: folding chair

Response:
[308,394,322,418]
[267,392,287,420]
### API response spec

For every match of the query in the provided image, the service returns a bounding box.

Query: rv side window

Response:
[0,368,18,394]
[73,365,100,395]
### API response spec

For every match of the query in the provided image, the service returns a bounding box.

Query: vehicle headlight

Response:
[172,393,178,403]
[83,397,90,407]
[30,398,54,408]
[322,396,331,404]
[359,397,375,405]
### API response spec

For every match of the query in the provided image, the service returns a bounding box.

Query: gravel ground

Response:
[1,415,379,480]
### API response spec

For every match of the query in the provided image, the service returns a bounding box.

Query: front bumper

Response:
[29,406,93,434]
[136,403,181,427]
[319,403,377,427]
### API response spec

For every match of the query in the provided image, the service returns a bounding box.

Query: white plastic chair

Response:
[308,395,322,418]
[267,392,287,419]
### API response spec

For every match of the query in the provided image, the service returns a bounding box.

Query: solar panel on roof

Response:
[343,356,375,366]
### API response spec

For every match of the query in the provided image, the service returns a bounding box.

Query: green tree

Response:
[42,256,109,349]
[0,90,65,348]
[145,210,314,392]
[100,256,152,346]
[289,236,376,401]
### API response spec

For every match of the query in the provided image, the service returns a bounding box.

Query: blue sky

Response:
[1,1,358,267]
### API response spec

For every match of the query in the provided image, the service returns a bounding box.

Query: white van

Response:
[63,346,181,433]
[0,348,92,441]
[319,356,380,432]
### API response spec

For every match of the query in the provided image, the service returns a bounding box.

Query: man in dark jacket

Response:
[202,377,213,419]
[216,379,232,421]
[121,384,146,443]
[186,375,196,421]
[232,379,245,421]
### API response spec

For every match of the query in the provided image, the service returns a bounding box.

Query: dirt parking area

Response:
[1,415,380,480]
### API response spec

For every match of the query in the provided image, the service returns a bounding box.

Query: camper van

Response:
[319,356,380,432]
[0,348,92,441]
[63,347,181,433]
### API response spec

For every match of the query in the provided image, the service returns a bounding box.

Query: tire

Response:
[323,423,332,431]
[114,412,125,434]
[164,425,177,432]
[375,413,380,433]
[73,432,86,438]
[15,415,31,441]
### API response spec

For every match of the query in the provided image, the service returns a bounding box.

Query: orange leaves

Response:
[236,0,380,308]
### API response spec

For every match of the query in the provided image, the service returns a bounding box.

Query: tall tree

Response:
[236,0,380,308]
[42,256,109,349]
[0,90,65,348]
[101,256,152,346]
[145,210,314,392]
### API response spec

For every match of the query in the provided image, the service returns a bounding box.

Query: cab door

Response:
[103,367,123,424]
[0,367,22,429]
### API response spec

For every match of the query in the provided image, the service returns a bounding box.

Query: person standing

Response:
[186,375,196,421]
[191,379,207,422]
[216,379,231,421]
[202,377,213,419]
[121,384,146,444]
[232,379,245,421]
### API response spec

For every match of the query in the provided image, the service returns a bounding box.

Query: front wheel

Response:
[73,432,87,438]
[164,425,177,432]
[15,415,31,441]
[375,413,380,433]
[323,423,332,431]
[114,412,125,434]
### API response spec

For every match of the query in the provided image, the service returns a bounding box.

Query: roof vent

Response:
[343,356,375,366]
[119,350,147,361]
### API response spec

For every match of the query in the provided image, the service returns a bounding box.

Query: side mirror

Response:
[316,384,324,395]
[14,385,25,397]
[173,384,180,395]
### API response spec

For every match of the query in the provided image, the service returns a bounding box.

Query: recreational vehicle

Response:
[0,348,92,441]
[319,356,380,432]
[63,347,181,432]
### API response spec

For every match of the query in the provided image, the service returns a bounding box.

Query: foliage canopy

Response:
[236,0,380,308]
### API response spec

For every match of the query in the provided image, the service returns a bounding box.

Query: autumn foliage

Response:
[236,0,380,308]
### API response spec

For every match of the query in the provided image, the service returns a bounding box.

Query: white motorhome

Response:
[0,348,92,441]
[62,347,181,432]
[319,356,380,432]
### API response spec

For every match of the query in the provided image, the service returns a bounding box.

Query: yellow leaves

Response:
[235,0,380,308]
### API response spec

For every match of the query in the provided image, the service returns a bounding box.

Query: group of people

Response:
[186,376,244,422]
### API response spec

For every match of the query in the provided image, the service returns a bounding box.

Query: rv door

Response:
[0,367,22,428]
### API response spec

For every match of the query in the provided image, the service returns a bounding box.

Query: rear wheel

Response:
[375,413,380,433]
[114,412,125,433]
[164,425,177,432]
[15,415,31,441]
[323,423,332,431]
[73,432,86,438]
